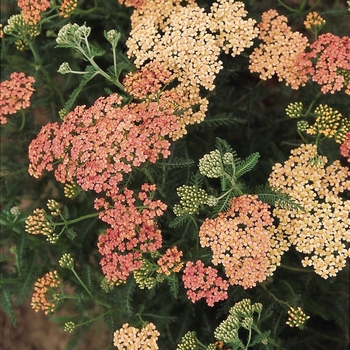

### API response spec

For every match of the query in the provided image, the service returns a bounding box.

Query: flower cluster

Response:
[304,12,326,30]
[17,0,50,25]
[214,299,264,344]
[306,104,350,143]
[268,144,350,278]
[123,61,173,100]
[0,72,35,124]
[296,33,350,95]
[25,208,54,236]
[95,184,166,283]
[173,185,209,216]
[156,246,184,276]
[3,14,41,50]
[59,0,78,18]
[286,307,310,329]
[199,195,275,289]
[249,9,309,89]
[176,331,197,350]
[126,0,257,91]
[28,93,181,198]
[182,260,229,307]
[113,323,160,349]
[117,0,145,9]
[198,149,224,178]
[340,133,350,162]
[31,271,61,315]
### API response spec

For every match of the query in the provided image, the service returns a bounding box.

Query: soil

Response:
[0,300,111,350]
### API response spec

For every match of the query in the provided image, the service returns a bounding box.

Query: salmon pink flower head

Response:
[28,93,181,199]
[0,72,35,124]
[17,0,50,25]
[295,33,350,95]
[182,260,229,307]
[340,133,350,162]
[95,185,166,283]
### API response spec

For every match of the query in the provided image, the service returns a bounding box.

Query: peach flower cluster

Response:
[156,246,184,276]
[59,0,78,18]
[28,93,181,198]
[0,72,35,124]
[199,195,275,289]
[95,184,166,283]
[17,0,50,25]
[249,9,309,89]
[340,133,350,162]
[269,144,350,279]
[182,260,229,307]
[113,323,160,349]
[126,0,257,91]
[31,271,61,315]
[303,12,326,29]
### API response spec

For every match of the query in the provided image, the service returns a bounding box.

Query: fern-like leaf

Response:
[235,152,260,179]
[168,274,180,299]
[252,185,304,212]
[64,66,98,111]
[169,213,192,229]
[66,228,77,240]
[0,288,17,326]
[157,157,195,168]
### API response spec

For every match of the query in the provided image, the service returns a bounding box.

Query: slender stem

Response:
[71,268,93,298]
[55,212,99,226]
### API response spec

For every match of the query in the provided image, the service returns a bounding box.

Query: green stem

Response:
[55,212,99,226]
[71,268,93,298]
[279,264,313,272]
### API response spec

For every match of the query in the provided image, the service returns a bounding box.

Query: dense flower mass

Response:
[95,184,166,283]
[295,33,350,95]
[31,271,61,315]
[17,0,50,25]
[249,9,309,89]
[28,93,181,198]
[0,72,35,124]
[126,0,257,91]
[340,133,350,162]
[182,260,229,306]
[113,322,160,349]
[199,195,275,288]
[269,144,350,278]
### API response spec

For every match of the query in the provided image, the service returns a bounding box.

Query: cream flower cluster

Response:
[268,144,350,279]
[126,0,258,91]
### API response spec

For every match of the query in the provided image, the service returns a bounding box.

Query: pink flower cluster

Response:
[340,133,350,162]
[17,0,50,25]
[295,33,350,95]
[28,93,180,198]
[0,72,35,124]
[182,260,229,307]
[199,195,274,289]
[95,184,166,283]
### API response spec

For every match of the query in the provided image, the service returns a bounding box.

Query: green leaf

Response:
[235,152,260,179]
[64,66,98,111]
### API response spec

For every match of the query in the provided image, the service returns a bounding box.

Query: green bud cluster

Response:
[297,120,309,132]
[286,102,303,118]
[214,299,264,345]
[47,199,61,216]
[100,277,116,292]
[173,185,209,216]
[64,182,81,199]
[286,306,310,329]
[4,14,40,41]
[176,331,198,350]
[199,150,223,178]
[64,321,76,333]
[134,259,157,289]
[59,253,74,269]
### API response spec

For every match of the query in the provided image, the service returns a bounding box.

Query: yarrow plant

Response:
[1,0,349,349]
